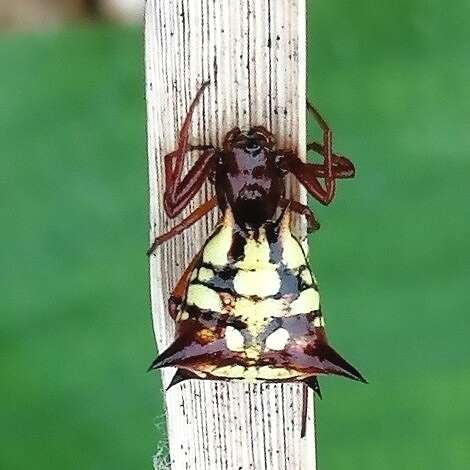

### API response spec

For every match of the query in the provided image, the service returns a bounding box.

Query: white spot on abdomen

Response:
[290,288,320,315]
[225,326,245,352]
[265,328,290,351]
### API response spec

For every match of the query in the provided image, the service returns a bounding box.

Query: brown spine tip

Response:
[148,336,190,371]
[319,344,367,384]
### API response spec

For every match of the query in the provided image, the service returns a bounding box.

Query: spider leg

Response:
[280,151,333,206]
[301,385,308,438]
[307,142,355,179]
[300,379,322,438]
[147,196,218,255]
[277,102,345,205]
[306,101,335,203]
[166,246,205,320]
[189,145,214,151]
[279,198,320,232]
[163,81,217,218]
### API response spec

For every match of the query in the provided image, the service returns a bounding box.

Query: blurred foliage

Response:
[307,1,470,469]
[0,25,163,470]
[0,1,469,469]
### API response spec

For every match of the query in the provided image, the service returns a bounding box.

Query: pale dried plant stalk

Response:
[145,1,315,468]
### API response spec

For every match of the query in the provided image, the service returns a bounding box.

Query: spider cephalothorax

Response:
[215,127,285,228]
[150,81,355,249]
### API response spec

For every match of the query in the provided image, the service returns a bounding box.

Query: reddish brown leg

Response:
[280,147,353,204]
[167,248,204,320]
[307,142,355,179]
[189,145,214,151]
[223,127,242,151]
[281,102,354,205]
[164,149,216,217]
[301,385,308,438]
[163,81,217,218]
[281,151,333,206]
[147,196,218,256]
[280,198,320,232]
[250,125,276,146]
[306,101,335,203]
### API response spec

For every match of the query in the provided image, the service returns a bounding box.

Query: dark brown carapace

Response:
[148,82,366,420]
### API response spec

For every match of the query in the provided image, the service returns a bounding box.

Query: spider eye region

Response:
[246,139,260,150]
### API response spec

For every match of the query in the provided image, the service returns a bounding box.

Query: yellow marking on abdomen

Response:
[198,267,215,283]
[202,214,234,267]
[210,366,301,381]
[187,284,223,313]
[257,367,300,380]
[244,346,261,360]
[300,268,313,286]
[232,297,285,337]
[282,233,307,270]
[236,232,272,271]
[211,365,246,378]
[233,268,281,297]
[289,288,320,315]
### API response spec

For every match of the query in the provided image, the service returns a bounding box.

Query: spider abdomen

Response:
[150,208,365,388]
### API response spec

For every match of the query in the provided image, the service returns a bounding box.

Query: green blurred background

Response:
[1,1,469,469]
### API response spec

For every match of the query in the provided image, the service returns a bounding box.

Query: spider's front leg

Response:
[305,100,336,205]
[280,102,355,206]
[147,196,218,255]
[279,199,321,232]
[162,81,216,218]
[307,142,355,179]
